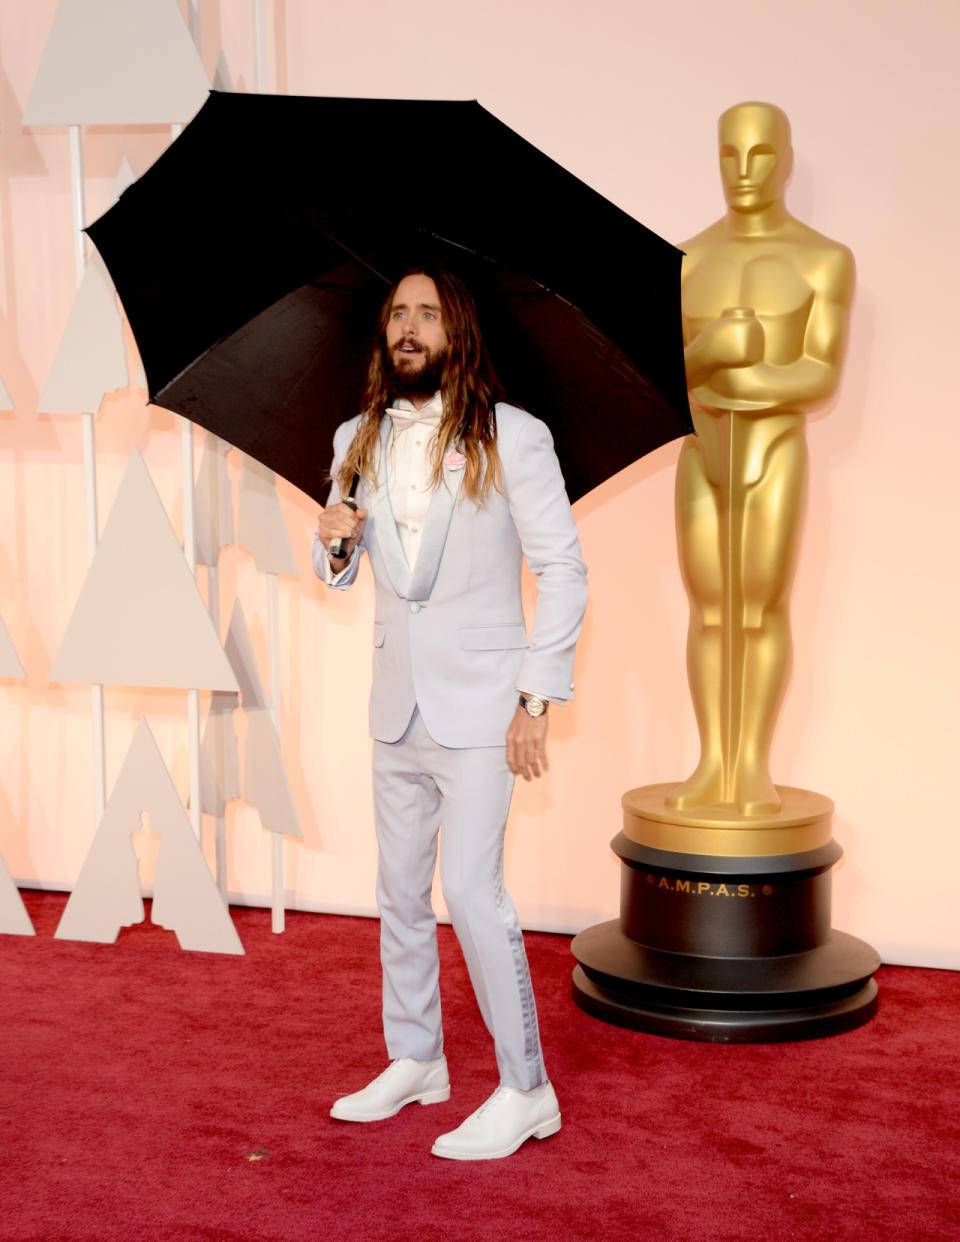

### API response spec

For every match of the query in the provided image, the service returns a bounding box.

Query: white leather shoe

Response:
[330,1057,450,1122]
[430,1081,561,1160]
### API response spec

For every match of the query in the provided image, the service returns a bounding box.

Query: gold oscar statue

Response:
[571,103,879,1041]
[671,99,854,818]
[624,100,855,856]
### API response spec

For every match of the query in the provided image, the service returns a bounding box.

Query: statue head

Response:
[718,102,793,214]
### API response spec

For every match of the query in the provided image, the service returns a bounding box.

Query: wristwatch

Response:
[519,693,548,718]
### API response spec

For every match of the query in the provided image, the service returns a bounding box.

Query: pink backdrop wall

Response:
[2,0,957,966]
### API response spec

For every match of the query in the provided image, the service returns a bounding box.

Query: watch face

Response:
[523,696,545,717]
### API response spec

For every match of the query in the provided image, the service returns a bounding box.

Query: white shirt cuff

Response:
[315,533,357,585]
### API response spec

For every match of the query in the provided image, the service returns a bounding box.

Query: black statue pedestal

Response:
[571,784,880,1043]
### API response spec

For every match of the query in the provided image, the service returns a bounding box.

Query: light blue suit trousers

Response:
[316,404,587,1089]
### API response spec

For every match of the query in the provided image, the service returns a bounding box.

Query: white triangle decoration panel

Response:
[23,0,209,127]
[0,852,34,936]
[198,691,241,817]
[243,709,303,839]
[36,251,128,414]
[0,374,11,410]
[213,51,235,92]
[0,616,25,680]
[112,156,137,201]
[223,600,268,711]
[194,431,235,567]
[50,448,240,691]
[237,455,298,577]
[55,718,243,954]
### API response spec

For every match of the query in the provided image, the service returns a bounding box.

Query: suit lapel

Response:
[408,455,464,603]
[368,417,412,599]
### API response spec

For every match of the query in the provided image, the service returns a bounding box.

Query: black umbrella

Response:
[87,91,691,504]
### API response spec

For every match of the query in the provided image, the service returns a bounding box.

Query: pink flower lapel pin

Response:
[443,448,466,471]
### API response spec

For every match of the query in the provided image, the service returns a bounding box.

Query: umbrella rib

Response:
[154,248,387,404]
[427,233,580,311]
[321,236,392,287]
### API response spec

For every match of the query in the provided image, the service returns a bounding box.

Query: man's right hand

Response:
[316,502,368,565]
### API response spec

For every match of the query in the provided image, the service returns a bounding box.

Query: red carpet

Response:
[1,892,957,1242]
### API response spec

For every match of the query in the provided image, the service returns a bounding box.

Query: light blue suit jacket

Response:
[314,403,587,748]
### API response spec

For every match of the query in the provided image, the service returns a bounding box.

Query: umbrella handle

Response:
[329,473,360,560]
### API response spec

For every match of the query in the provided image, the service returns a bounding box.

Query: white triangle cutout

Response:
[213,51,234,92]
[244,709,302,839]
[23,0,210,127]
[0,616,25,680]
[237,455,298,576]
[112,156,137,202]
[55,718,243,954]
[198,691,241,817]
[221,601,301,836]
[50,448,240,691]
[223,599,268,711]
[0,851,34,936]
[0,374,11,411]
[37,250,128,415]
[194,431,234,567]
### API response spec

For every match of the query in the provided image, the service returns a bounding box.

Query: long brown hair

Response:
[337,263,503,505]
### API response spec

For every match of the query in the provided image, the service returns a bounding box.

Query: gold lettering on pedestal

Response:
[641,870,767,898]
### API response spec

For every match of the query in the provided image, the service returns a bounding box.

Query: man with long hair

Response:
[314,264,587,1160]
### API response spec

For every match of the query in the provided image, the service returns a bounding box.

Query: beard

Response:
[386,343,448,401]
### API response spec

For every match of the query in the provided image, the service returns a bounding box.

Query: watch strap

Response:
[519,693,548,717]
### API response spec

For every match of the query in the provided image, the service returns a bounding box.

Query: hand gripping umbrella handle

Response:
[329,472,360,561]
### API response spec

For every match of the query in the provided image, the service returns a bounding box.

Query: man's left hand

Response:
[506,706,549,781]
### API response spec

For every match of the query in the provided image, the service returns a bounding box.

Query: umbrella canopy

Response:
[87,91,691,504]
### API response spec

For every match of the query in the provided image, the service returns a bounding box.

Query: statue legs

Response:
[668,419,807,816]
[667,433,724,807]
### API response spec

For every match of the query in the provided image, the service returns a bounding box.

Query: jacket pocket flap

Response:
[459,624,529,651]
[373,623,385,648]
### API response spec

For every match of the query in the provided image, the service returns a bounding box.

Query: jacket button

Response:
[409,601,421,614]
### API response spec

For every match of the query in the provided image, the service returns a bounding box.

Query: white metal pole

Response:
[254,0,283,931]
[68,126,86,285]
[268,572,284,932]
[207,566,229,899]
[270,831,285,931]
[81,412,105,821]
[170,119,202,842]
[182,418,202,841]
[80,414,98,563]
[70,123,107,825]
[268,576,280,734]
[254,0,267,93]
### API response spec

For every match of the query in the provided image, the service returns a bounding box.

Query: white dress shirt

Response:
[383,392,443,569]
[323,392,442,585]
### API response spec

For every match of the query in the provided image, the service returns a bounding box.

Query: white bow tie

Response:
[385,407,443,433]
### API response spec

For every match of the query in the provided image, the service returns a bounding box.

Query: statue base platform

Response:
[570,785,880,1043]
